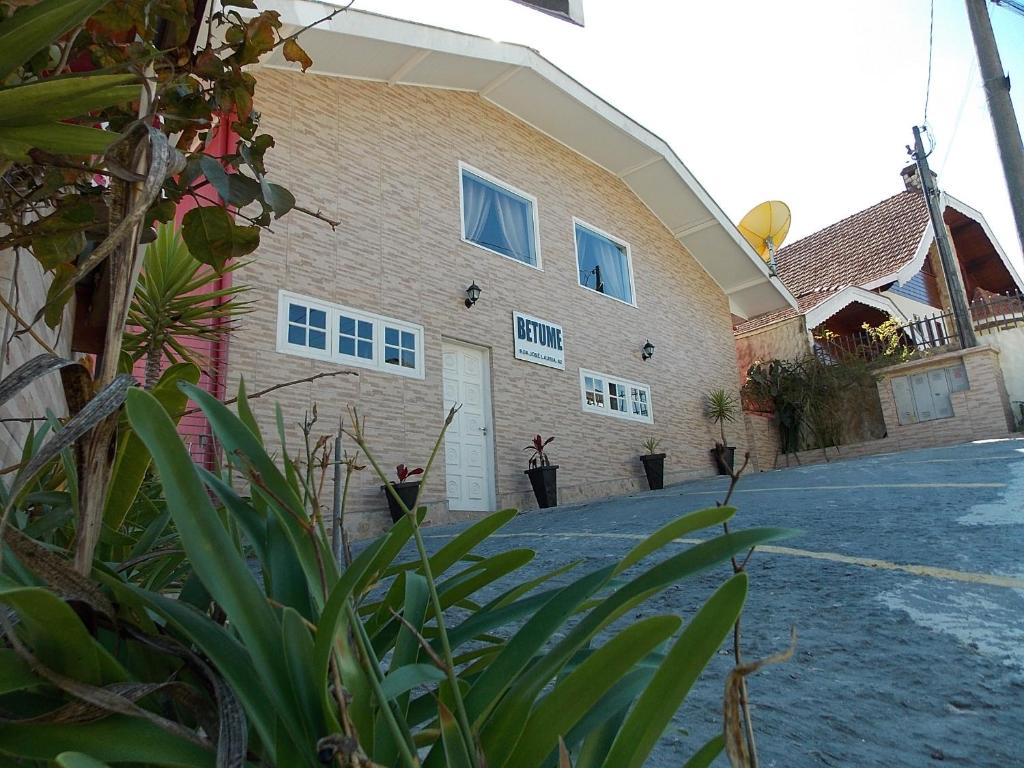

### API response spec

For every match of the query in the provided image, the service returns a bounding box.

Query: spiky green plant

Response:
[122,222,251,388]
[703,388,740,447]
[0,376,794,767]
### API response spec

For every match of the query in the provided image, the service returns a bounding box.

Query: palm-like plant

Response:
[704,388,739,447]
[123,223,251,387]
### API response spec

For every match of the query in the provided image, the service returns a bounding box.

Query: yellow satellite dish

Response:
[738,201,791,266]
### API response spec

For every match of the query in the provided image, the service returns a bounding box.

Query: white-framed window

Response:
[277,290,425,379]
[574,218,636,306]
[579,368,653,424]
[459,163,541,269]
[281,295,332,360]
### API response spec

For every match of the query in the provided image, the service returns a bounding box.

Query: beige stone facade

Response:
[734,315,810,384]
[225,70,750,537]
[742,344,1014,471]
[0,250,71,468]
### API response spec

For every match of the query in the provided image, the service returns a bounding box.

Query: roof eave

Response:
[240,2,796,318]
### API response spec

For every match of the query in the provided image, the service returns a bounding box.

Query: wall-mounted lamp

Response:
[641,339,655,361]
[464,281,482,308]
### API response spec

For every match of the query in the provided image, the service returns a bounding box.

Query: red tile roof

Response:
[735,190,930,334]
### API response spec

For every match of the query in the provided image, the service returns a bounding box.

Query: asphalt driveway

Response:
[424,438,1024,767]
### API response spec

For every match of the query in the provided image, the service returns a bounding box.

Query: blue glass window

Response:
[575,223,633,304]
[461,169,538,266]
[339,314,374,360]
[384,325,417,369]
[287,302,327,350]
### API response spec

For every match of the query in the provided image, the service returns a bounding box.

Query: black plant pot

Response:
[640,453,666,490]
[382,480,421,523]
[525,465,558,508]
[711,446,736,475]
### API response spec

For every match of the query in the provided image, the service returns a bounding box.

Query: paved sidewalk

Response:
[424,439,1024,767]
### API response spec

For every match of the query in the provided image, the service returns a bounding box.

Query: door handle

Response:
[479,426,488,435]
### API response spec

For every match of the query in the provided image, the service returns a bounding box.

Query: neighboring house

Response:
[734,164,1024,376]
[213,7,793,535]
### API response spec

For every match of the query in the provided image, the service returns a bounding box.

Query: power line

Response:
[923,0,936,125]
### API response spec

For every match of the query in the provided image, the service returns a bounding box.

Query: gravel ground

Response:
[421,438,1024,767]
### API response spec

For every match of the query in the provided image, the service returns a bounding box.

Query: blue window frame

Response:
[460,165,540,268]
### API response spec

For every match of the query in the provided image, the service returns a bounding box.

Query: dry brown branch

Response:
[181,368,358,417]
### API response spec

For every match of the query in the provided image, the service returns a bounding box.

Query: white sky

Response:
[351,0,1024,271]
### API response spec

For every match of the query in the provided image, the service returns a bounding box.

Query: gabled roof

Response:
[239,2,796,319]
[772,190,931,299]
[735,184,1024,335]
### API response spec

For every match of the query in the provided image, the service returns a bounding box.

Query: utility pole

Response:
[910,126,978,348]
[965,0,1024,257]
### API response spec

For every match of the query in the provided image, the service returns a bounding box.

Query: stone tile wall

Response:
[227,70,749,537]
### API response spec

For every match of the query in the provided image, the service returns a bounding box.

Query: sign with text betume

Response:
[513,311,565,370]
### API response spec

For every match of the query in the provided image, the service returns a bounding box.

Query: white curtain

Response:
[578,227,630,301]
[462,175,489,243]
[493,192,533,265]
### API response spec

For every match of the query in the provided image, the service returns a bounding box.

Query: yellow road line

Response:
[680,482,1006,495]
[452,531,1024,590]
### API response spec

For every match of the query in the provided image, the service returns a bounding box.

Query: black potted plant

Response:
[524,434,558,508]
[639,436,666,490]
[704,388,739,475]
[382,463,423,523]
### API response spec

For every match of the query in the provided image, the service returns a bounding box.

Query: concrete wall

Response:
[742,344,1013,473]
[228,71,747,537]
[0,249,71,468]
[734,316,809,384]
[877,344,1012,447]
[978,324,1024,427]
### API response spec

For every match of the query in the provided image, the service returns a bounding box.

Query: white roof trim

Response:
[859,192,1024,294]
[943,192,1024,292]
[240,2,796,319]
[804,286,908,330]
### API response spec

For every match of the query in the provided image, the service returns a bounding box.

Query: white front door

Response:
[442,340,496,512]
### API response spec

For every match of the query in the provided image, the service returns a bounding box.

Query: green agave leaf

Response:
[614,506,735,575]
[478,557,583,613]
[0,717,214,766]
[0,582,114,685]
[600,573,749,768]
[0,647,40,695]
[380,663,446,700]
[0,0,110,80]
[500,615,682,768]
[105,362,199,531]
[200,468,269,566]
[124,389,306,762]
[465,564,615,726]
[0,75,138,127]
[681,734,725,768]
[439,701,474,768]
[312,515,417,703]
[0,123,118,161]
[480,527,792,763]
[125,585,278,754]
[235,377,262,441]
[281,607,324,752]
[568,669,646,768]
[436,548,535,609]
[55,752,113,768]
[180,383,329,605]
[390,508,517,579]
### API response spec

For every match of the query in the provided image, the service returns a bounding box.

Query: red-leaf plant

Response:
[395,464,424,484]
[524,434,555,469]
